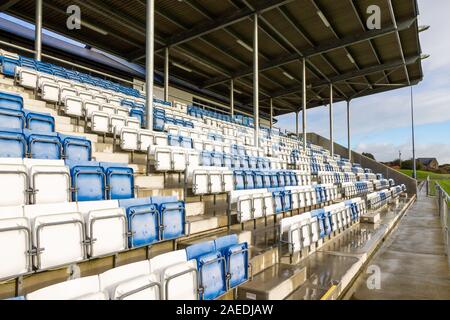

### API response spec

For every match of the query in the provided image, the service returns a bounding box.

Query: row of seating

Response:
[366,190,392,210]
[16,234,247,300]
[317,171,357,185]
[280,197,366,256]
[0,159,134,205]
[0,128,91,161]
[341,181,375,198]
[233,170,307,191]
[234,184,340,223]
[0,106,54,132]
[0,196,186,281]
[0,52,142,98]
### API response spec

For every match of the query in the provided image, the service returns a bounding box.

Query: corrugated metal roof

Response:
[3,0,424,117]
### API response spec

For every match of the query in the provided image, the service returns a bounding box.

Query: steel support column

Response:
[302,58,307,150]
[230,79,234,116]
[253,13,259,148]
[411,86,416,179]
[145,0,155,130]
[35,0,43,61]
[270,98,273,129]
[329,84,334,156]
[347,100,351,161]
[164,47,169,102]
[295,111,299,137]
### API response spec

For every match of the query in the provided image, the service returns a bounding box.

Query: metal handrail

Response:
[434,181,449,262]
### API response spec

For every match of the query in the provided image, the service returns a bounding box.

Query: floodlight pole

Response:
[230,79,234,116]
[35,0,43,61]
[302,58,307,151]
[253,13,259,148]
[410,86,417,179]
[329,83,334,156]
[145,0,155,130]
[164,47,169,102]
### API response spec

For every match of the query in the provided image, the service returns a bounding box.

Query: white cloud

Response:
[355,142,450,164]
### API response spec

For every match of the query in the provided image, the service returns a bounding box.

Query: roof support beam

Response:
[202,17,416,88]
[132,0,296,61]
[0,0,21,11]
[255,55,420,102]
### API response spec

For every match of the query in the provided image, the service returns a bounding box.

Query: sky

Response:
[275,0,450,164]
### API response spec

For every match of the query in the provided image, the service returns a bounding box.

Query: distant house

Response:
[417,158,439,170]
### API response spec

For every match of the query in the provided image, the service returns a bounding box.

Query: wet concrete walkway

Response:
[351,187,450,300]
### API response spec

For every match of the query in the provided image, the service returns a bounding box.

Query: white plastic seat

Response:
[99,260,151,299]
[40,81,60,102]
[94,95,108,104]
[101,104,116,115]
[209,170,223,194]
[64,96,83,117]
[161,260,197,300]
[26,160,70,204]
[0,163,28,206]
[154,132,168,146]
[0,206,31,280]
[120,127,139,151]
[114,273,160,300]
[110,115,127,133]
[127,117,141,129]
[84,100,101,118]
[138,129,154,152]
[26,276,107,300]
[60,86,77,103]
[79,91,93,101]
[16,67,38,89]
[192,170,209,195]
[37,74,55,88]
[77,200,126,258]
[91,111,110,133]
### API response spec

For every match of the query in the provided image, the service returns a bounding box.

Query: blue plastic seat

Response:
[262,172,271,188]
[101,163,134,200]
[277,172,286,187]
[180,136,193,149]
[223,154,232,168]
[1,57,20,76]
[273,190,284,213]
[243,171,255,190]
[234,170,245,190]
[311,209,327,238]
[270,172,279,188]
[212,152,223,167]
[67,161,106,202]
[153,114,165,131]
[119,198,159,248]
[25,130,61,159]
[130,108,144,128]
[0,91,23,111]
[0,107,25,129]
[168,135,181,147]
[25,111,55,132]
[156,200,185,240]
[254,171,264,189]
[0,128,26,158]
[59,134,92,162]
[200,151,212,166]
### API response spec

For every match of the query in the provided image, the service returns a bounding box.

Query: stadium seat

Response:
[91,111,110,134]
[59,134,92,162]
[24,130,61,160]
[63,96,83,117]
[0,128,26,158]
[25,111,55,132]
[25,159,71,204]
[0,91,23,110]
[155,200,186,240]
[0,206,31,280]
[0,107,25,129]
[99,260,154,300]
[68,161,106,201]
[119,197,159,248]
[101,163,134,200]
[24,202,85,270]
[0,160,28,206]
[77,200,127,258]
[26,276,107,300]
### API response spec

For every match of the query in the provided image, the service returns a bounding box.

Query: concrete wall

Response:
[307,132,418,195]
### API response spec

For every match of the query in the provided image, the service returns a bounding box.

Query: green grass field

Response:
[398,169,450,195]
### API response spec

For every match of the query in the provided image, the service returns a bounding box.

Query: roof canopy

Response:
[3,0,424,117]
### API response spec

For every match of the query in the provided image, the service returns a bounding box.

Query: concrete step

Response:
[92,151,130,163]
[185,201,205,217]
[129,164,147,175]
[237,263,307,300]
[135,174,165,189]
[186,213,228,235]
[137,187,184,199]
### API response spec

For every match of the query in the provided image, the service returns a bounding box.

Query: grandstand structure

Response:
[0,0,447,301]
